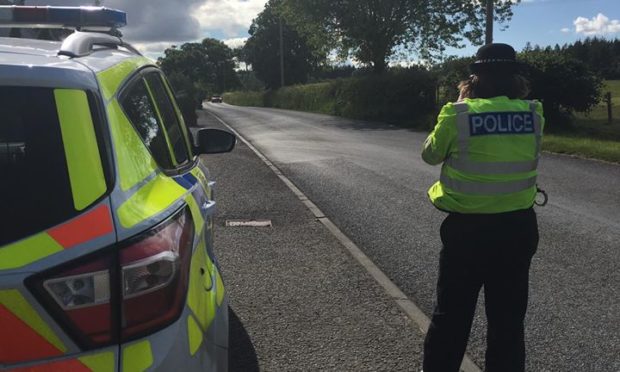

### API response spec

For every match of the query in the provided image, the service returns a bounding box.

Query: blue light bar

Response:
[0,6,126,29]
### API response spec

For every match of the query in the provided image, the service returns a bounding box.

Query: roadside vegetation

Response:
[575,80,620,128]
[546,80,620,162]
[225,69,437,128]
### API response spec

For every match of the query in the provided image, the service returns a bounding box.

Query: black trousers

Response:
[423,208,538,372]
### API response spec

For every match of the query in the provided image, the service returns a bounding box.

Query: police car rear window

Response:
[120,79,174,169]
[144,73,190,166]
[0,87,87,246]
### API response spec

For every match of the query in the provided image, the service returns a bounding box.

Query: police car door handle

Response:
[201,200,216,211]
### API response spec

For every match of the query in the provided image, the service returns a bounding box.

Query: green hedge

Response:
[269,82,337,115]
[224,69,437,128]
[223,91,265,107]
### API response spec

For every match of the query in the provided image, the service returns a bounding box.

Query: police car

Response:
[0,6,232,371]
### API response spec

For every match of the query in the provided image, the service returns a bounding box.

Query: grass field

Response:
[542,134,620,163]
[573,80,620,138]
[544,80,620,163]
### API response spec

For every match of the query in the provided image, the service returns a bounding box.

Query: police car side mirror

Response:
[194,128,236,154]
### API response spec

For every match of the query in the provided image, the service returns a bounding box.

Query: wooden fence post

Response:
[605,92,612,125]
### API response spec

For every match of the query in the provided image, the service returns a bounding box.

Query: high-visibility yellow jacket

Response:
[422,96,545,214]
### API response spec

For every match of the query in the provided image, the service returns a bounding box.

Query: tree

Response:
[201,38,239,94]
[166,72,199,126]
[434,56,475,103]
[563,37,620,80]
[281,0,521,73]
[158,38,239,96]
[243,0,325,89]
[520,50,602,129]
[158,38,240,124]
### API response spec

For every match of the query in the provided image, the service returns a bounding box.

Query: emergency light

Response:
[0,6,126,29]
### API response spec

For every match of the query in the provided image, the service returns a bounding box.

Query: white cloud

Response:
[21,0,267,57]
[24,0,267,42]
[476,0,535,4]
[133,42,174,54]
[223,37,248,49]
[473,0,537,4]
[561,27,571,33]
[574,13,620,36]
[26,0,205,43]
[195,0,267,37]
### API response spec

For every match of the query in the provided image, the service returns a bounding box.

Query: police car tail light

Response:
[28,207,193,349]
[37,254,115,346]
[119,208,194,340]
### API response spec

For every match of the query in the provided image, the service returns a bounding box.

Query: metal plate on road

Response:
[225,219,272,227]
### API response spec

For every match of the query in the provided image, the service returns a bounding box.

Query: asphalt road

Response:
[199,112,426,371]
[204,102,620,372]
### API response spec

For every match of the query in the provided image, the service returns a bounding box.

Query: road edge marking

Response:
[205,109,482,372]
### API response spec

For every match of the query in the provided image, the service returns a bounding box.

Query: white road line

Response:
[206,108,482,372]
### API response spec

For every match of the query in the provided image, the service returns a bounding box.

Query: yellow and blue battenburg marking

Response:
[174,172,213,224]
[174,173,199,190]
[469,112,535,136]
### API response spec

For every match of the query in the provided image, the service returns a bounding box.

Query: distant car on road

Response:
[211,95,223,103]
[0,6,234,372]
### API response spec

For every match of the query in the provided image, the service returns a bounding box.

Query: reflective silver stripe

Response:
[453,103,470,166]
[529,101,543,161]
[445,157,538,174]
[452,102,469,113]
[440,173,537,195]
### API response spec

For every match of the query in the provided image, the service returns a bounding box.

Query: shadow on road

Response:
[204,104,428,133]
[229,307,259,372]
[326,117,426,133]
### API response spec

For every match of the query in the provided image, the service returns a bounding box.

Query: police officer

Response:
[421,43,544,372]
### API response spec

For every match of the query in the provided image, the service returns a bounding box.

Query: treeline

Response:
[525,38,620,80]
[228,42,606,130]
[238,0,523,88]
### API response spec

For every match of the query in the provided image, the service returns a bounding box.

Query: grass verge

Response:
[543,134,620,163]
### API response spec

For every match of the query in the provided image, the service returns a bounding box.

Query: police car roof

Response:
[0,36,63,57]
[0,35,150,90]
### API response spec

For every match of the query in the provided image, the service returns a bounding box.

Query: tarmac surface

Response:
[198,112,427,371]
[201,103,620,372]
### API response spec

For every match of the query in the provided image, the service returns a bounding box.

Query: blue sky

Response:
[447,0,620,57]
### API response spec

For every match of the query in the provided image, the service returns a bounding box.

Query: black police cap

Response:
[469,43,523,74]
